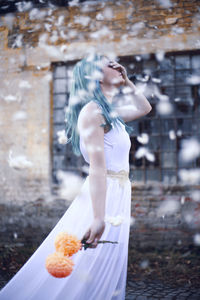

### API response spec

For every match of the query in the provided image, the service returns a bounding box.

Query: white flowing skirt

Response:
[0,175,132,300]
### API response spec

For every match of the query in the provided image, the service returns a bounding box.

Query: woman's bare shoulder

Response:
[77,101,104,132]
[81,101,101,117]
[78,101,102,123]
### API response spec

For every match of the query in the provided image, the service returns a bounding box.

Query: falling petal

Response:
[4,95,17,102]
[8,150,33,170]
[156,0,173,8]
[16,1,33,12]
[193,233,200,246]
[105,215,124,226]
[191,191,200,203]
[57,130,68,145]
[135,146,155,162]
[137,133,149,144]
[179,137,200,163]
[56,170,84,201]
[157,100,173,115]
[157,198,180,217]
[74,16,90,26]
[169,130,176,140]
[130,216,135,226]
[155,50,165,62]
[12,111,27,121]
[186,74,200,85]
[19,80,32,89]
[140,259,149,269]
[178,169,200,184]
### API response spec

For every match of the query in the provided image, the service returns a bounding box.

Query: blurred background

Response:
[0,0,200,298]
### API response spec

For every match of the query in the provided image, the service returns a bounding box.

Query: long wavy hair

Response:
[64,53,134,156]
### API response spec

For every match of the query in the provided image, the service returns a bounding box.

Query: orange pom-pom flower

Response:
[54,232,82,256]
[45,252,74,278]
[45,231,118,278]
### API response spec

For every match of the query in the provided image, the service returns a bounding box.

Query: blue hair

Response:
[64,53,134,156]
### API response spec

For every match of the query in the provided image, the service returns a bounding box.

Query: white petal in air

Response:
[56,170,84,202]
[102,7,113,20]
[105,215,124,226]
[157,100,173,115]
[57,130,68,144]
[193,233,200,246]
[186,75,200,85]
[178,169,200,184]
[156,0,173,8]
[157,198,180,217]
[137,133,149,144]
[155,50,165,62]
[135,146,155,162]
[12,111,27,121]
[74,15,90,26]
[19,80,32,89]
[8,150,33,170]
[169,130,176,140]
[179,137,200,162]
[96,13,104,21]
[4,95,17,102]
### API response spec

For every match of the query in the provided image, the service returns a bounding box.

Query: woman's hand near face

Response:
[108,61,128,83]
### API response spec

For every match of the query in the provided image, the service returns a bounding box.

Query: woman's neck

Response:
[100,83,118,104]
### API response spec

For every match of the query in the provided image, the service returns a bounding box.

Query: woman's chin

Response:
[112,77,125,87]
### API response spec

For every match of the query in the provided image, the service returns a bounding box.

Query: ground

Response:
[0,244,200,299]
[126,246,200,299]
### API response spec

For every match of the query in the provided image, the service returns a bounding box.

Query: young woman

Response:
[0,53,151,300]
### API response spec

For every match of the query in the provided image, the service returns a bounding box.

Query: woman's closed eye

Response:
[108,62,114,68]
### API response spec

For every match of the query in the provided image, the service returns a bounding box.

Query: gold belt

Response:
[106,169,129,188]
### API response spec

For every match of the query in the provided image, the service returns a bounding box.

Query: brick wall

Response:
[0,0,199,250]
[131,184,200,250]
[0,184,199,251]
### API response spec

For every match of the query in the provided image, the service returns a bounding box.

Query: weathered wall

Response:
[131,184,200,250]
[0,184,199,251]
[0,0,199,250]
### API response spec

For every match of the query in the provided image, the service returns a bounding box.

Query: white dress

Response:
[0,113,132,300]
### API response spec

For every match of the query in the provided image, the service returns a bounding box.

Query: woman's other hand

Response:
[81,218,105,248]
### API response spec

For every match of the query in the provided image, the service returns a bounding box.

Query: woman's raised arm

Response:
[108,60,152,123]
[115,78,152,123]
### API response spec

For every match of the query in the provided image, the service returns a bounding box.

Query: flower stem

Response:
[81,239,118,250]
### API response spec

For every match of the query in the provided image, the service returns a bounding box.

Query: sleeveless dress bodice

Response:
[79,117,131,173]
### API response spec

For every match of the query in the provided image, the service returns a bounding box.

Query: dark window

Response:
[119,50,200,184]
[52,61,87,184]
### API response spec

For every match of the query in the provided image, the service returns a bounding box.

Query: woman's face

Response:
[100,56,125,87]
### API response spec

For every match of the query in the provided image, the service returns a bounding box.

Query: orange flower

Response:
[54,232,82,257]
[45,231,118,278]
[45,252,74,278]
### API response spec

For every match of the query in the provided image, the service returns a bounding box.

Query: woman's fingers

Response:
[81,219,105,249]
[109,61,126,76]
[89,238,98,248]
[110,63,121,69]
[86,231,96,243]
[93,238,98,247]
[109,61,122,68]
[81,229,90,243]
